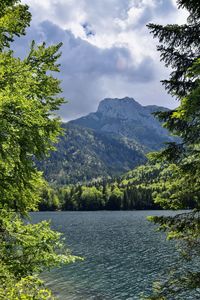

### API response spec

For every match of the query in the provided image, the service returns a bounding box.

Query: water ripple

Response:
[31,211,181,299]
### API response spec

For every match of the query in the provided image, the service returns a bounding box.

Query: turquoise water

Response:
[30,211,178,299]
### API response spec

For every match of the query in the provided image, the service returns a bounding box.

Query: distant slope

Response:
[39,123,146,185]
[39,97,175,184]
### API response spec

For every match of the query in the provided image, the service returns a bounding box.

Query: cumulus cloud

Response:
[16,0,187,120]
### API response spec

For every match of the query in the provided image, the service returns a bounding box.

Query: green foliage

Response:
[146,0,200,298]
[0,40,64,213]
[39,158,197,212]
[0,210,78,278]
[0,0,31,50]
[0,1,79,298]
[39,123,146,185]
[0,273,54,300]
[40,185,61,211]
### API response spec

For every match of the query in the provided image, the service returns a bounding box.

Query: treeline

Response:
[37,162,171,211]
[39,160,198,211]
[39,182,159,211]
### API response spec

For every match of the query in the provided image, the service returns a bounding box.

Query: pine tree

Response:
[145,0,200,299]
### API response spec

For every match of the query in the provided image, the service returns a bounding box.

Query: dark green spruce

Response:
[144,0,200,298]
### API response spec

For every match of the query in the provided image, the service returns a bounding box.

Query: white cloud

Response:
[19,0,188,120]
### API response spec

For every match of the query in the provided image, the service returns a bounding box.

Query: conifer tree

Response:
[145,0,200,298]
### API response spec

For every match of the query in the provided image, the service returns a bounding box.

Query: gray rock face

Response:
[97,97,142,120]
[70,97,174,151]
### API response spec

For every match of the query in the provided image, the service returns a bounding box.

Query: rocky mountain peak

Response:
[97,97,143,120]
[69,96,174,151]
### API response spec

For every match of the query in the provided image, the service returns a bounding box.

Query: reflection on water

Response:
[31,211,178,300]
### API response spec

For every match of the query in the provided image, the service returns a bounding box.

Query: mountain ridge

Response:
[70,97,173,151]
[39,97,174,184]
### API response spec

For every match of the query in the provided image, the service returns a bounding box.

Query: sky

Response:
[16,0,188,121]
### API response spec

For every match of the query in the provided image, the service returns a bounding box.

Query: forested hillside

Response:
[39,159,197,211]
[38,123,146,184]
[38,98,176,184]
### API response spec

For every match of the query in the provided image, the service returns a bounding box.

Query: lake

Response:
[30,211,179,300]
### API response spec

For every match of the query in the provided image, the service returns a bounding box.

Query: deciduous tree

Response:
[0,1,79,298]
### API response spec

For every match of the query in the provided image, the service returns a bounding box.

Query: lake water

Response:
[30,211,179,300]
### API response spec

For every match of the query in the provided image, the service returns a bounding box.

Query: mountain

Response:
[39,124,146,185]
[39,97,174,184]
[70,97,172,150]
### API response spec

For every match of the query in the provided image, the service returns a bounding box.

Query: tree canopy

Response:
[145,0,200,298]
[0,1,79,299]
